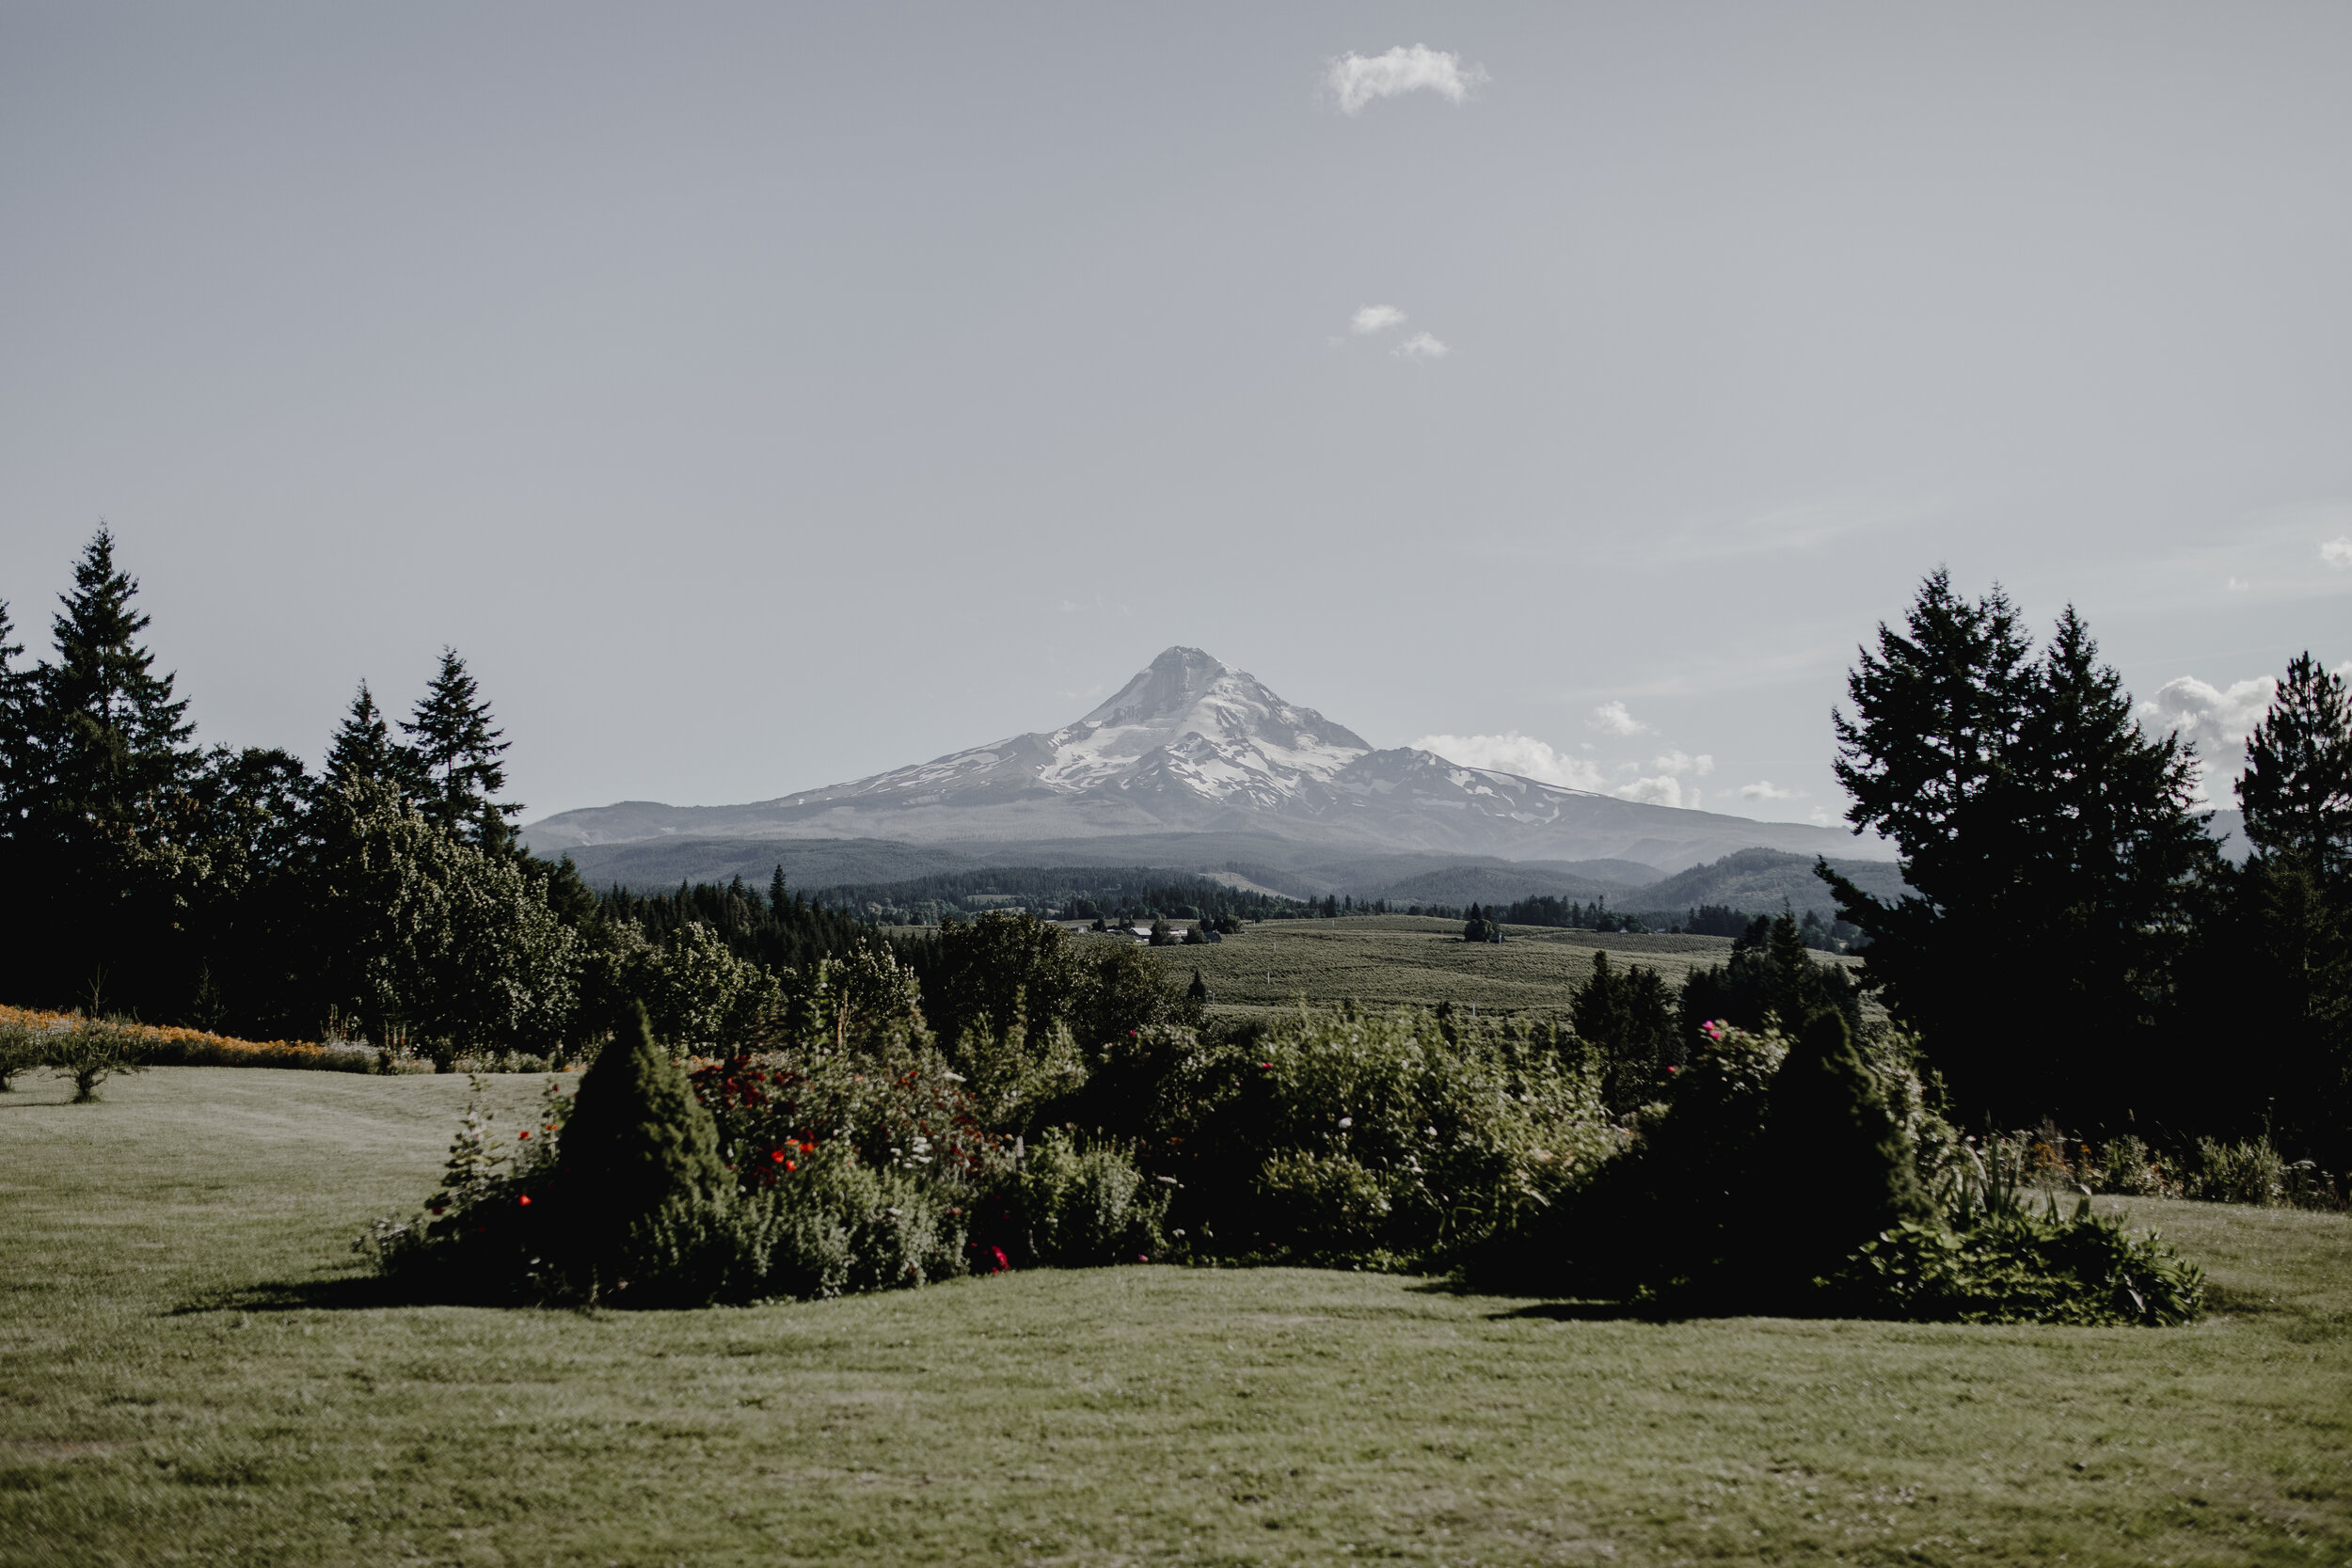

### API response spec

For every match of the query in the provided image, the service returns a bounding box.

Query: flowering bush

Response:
[1011,1130,1167,1268]
[0,1004,378,1075]
[356,1075,573,1301]
[0,1016,40,1091]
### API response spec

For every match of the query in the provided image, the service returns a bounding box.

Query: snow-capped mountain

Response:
[523,646,1887,872]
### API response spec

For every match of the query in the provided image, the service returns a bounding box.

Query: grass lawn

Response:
[4,1067,2346,1566]
[1143,916,1798,1023]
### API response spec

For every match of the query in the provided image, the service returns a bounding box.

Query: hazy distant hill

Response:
[526,646,1893,874]
[1628,848,1914,923]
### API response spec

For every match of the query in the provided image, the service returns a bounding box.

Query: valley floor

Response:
[3,1067,2345,1566]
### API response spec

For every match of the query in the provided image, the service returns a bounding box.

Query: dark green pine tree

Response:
[769,863,791,918]
[0,599,31,846]
[400,648,519,850]
[8,530,205,1011]
[323,681,426,797]
[2004,609,2217,1116]
[1819,571,2036,1103]
[2238,652,2352,883]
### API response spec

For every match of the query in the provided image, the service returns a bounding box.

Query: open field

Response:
[1139,915,1826,1022]
[4,1067,2347,1565]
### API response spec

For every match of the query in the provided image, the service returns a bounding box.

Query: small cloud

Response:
[2226,577,2251,592]
[1613,775,1689,808]
[1351,304,1406,335]
[1408,731,1608,792]
[1653,751,1714,778]
[1739,780,1799,801]
[1392,331,1449,361]
[2322,536,2352,569]
[2140,674,2277,799]
[1588,701,1646,736]
[1327,44,1486,116]
[1808,807,1834,827]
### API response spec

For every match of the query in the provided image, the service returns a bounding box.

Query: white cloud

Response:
[2226,576,2250,592]
[1327,45,1486,115]
[1652,751,1714,777]
[1407,731,1608,792]
[1738,780,1799,801]
[1588,701,1646,736]
[1350,304,1406,335]
[1392,331,1449,361]
[2139,674,2276,799]
[1613,775,1690,808]
[1808,807,1835,827]
[2322,536,2352,569]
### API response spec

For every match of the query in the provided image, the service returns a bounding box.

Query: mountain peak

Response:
[1079,646,1232,726]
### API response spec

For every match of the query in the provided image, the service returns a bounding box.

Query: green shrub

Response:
[549,1003,737,1306]
[2087,1134,2174,1197]
[0,1018,42,1091]
[1157,1006,1615,1271]
[49,1016,150,1103]
[1830,1210,2204,1325]
[1762,1011,1936,1297]
[738,1143,970,1299]
[1014,1130,1168,1267]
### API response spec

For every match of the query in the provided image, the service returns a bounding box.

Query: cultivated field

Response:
[1138,914,1812,1022]
[3,1066,2345,1565]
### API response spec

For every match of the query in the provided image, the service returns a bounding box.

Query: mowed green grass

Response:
[1143,915,1799,1022]
[4,1068,2347,1567]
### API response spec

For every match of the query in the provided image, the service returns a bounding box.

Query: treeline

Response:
[788,865,1293,927]
[1816,572,2350,1167]
[0,531,878,1054]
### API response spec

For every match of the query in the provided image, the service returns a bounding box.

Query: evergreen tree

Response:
[1572,950,1679,1112]
[324,681,424,797]
[0,600,30,853]
[1820,574,2217,1129]
[5,531,206,1011]
[2238,652,2352,881]
[401,648,518,850]
[553,1002,735,1304]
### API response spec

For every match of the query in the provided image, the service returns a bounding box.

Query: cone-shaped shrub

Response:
[1765,1009,1936,1300]
[555,1002,737,1305]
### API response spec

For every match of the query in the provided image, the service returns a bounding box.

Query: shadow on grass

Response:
[1403,1277,1680,1323]
[171,1272,405,1316]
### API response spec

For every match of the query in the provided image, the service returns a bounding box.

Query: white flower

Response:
[1338,1117,1354,1130]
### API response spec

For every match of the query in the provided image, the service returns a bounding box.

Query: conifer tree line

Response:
[0,531,874,1051]
[1820,569,2351,1166]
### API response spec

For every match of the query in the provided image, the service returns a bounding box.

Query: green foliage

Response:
[1823,573,2217,1130]
[736,1141,970,1299]
[49,1015,150,1103]
[399,647,518,851]
[1831,1212,2204,1325]
[2237,651,2352,878]
[1677,910,1863,1048]
[1157,1006,1615,1271]
[1012,1130,1168,1267]
[0,1016,40,1090]
[1570,949,1678,1113]
[552,1004,736,1305]
[1762,1011,1937,1294]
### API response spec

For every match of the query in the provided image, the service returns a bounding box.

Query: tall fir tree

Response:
[400,648,519,850]
[5,530,206,1011]
[1821,575,2218,1129]
[324,682,425,797]
[2237,652,2352,882]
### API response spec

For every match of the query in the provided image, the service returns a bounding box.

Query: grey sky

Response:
[4,2,2346,829]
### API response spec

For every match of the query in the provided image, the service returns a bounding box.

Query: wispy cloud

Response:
[1392,331,1449,361]
[1350,304,1406,335]
[1407,731,1607,792]
[1588,701,1646,736]
[1327,45,1486,115]
[1652,751,1714,778]
[1738,780,1800,801]
[2323,536,2352,569]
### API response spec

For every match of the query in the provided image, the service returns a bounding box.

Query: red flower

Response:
[771,1148,787,1164]
[518,1195,532,1206]
[990,1245,1009,1273]
[785,1161,796,1172]
[517,1131,530,1139]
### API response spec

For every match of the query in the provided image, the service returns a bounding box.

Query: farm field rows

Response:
[3,1066,2346,1566]
[1136,914,1770,1021]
